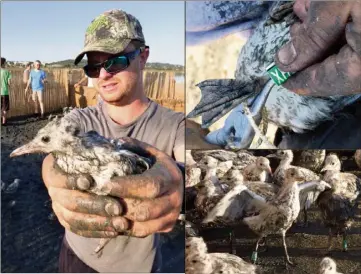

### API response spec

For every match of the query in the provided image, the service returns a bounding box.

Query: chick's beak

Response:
[266,153,277,158]
[10,142,41,157]
[320,165,330,173]
[267,166,272,175]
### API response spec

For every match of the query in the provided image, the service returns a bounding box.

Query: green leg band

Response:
[251,251,258,263]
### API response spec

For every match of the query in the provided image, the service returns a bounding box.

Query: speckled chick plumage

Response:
[317,154,361,237]
[186,237,261,274]
[241,156,272,182]
[294,150,326,173]
[354,150,361,170]
[195,159,227,217]
[319,257,343,274]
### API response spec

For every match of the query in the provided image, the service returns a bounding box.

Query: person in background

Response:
[25,60,47,118]
[23,62,32,84]
[23,62,33,102]
[74,74,94,88]
[74,74,102,104]
[1,57,12,125]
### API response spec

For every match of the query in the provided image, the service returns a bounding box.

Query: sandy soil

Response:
[186,33,245,132]
[186,150,361,274]
[1,115,184,273]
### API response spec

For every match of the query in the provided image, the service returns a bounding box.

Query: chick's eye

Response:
[331,162,335,165]
[41,136,50,143]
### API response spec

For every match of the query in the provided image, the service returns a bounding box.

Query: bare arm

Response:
[174,144,185,163]
[25,77,31,91]
[74,76,88,88]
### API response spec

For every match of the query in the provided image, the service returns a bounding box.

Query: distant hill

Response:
[46,59,184,72]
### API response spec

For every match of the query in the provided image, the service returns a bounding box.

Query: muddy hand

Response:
[103,137,184,238]
[275,0,361,96]
[42,154,129,238]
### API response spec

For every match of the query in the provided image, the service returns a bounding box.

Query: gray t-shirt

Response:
[64,99,185,272]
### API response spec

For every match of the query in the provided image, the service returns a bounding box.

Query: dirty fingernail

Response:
[105,203,121,216]
[105,231,118,237]
[113,218,129,231]
[277,41,297,65]
[77,178,90,190]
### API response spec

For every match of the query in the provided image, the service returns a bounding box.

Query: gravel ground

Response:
[186,150,361,274]
[1,115,184,273]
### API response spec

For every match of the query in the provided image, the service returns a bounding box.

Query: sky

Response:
[1,1,185,65]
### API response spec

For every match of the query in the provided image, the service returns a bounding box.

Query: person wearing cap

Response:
[41,9,184,273]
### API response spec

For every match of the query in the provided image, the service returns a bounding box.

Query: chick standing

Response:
[317,154,361,252]
[195,157,227,217]
[204,168,330,265]
[10,116,152,256]
[267,150,323,226]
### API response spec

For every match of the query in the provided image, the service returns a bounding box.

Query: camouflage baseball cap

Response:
[74,9,145,65]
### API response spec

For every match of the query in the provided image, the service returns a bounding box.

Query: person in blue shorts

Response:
[25,60,47,118]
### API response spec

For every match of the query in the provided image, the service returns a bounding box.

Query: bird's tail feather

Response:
[187,79,263,128]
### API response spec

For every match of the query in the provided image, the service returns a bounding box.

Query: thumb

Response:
[275,1,352,72]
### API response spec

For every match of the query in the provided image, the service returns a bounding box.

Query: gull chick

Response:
[186,236,261,274]
[317,154,361,252]
[319,257,343,274]
[242,156,272,182]
[267,150,322,226]
[10,116,152,256]
[204,168,331,265]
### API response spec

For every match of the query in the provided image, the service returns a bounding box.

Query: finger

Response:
[128,211,179,238]
[48,187,123,216]
[275,2,352,71]
[103,144,182,199]
[42,154,94,190]
[293,0,310,22]
[122,189,182,222]
[282,45,361,96]
[52,201,129,233]
[68,229,118,238]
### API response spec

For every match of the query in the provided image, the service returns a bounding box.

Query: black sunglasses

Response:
[83,48,142,78]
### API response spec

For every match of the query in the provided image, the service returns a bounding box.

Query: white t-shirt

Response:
[87,76,94,87]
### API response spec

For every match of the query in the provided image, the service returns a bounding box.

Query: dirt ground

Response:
[1,115,184,273]
[186,150,361,274]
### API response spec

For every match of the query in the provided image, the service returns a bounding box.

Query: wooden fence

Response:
[5,68,184,118]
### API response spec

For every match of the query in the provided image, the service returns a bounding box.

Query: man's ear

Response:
[139,47,149,70]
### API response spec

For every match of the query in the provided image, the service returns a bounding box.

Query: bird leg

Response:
[326,228,334,254]
[302,208,309,227]
[93,238,111,258]
[251,237,263,264]
[297,208,309,229]
[281,232,294,265]
[342,232,348,252]
[229,229,236,255]
[241,103,276,149]
[257,236,268,253]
